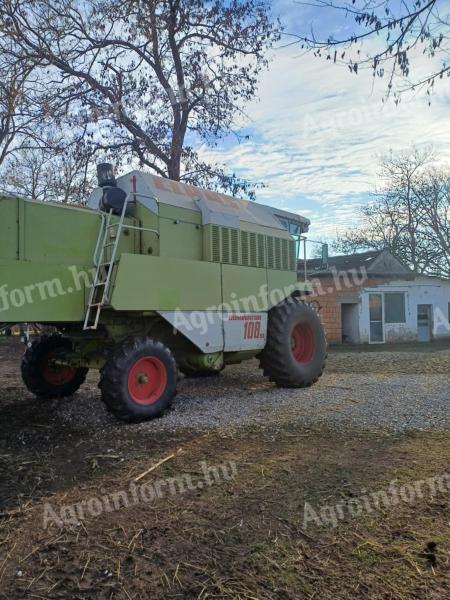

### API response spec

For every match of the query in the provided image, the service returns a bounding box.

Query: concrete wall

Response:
[308,274,450,344]
[359,278,450,343]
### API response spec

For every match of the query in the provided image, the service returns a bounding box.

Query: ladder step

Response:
[84,194,129,331]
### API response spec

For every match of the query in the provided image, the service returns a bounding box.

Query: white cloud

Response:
[199,40,450,241]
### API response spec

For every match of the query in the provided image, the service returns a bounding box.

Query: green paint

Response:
[111,254,222,311]
[0,190,307,370]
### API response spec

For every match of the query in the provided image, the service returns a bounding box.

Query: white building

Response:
[359,275,450,344]
[303,250,450,344]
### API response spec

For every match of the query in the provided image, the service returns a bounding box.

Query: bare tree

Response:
[334,149,450,277]
[0,0,280,197]
[0,54,44,166]
[295,0,449,100]
[0,142,95,204]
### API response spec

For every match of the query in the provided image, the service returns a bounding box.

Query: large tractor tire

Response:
[21,334,88,398]
[259,298,327,387]
[99,337,177,423]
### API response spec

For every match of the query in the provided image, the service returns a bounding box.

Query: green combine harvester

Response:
[0,164,326,422]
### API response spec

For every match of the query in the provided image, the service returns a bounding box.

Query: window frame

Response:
[369,293,385,343]
[384,292,406,324]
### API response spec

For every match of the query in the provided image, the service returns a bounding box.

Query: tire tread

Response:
[259,298,327,388]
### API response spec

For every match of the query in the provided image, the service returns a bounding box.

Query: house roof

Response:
[298,249,413,278]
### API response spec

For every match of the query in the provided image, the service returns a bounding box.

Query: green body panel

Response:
[159,204,201,224]
[0,260,88,321]
[221,264,268,311]
[0,197,136,323]
[23,202,102,264]
[133,202,159,256]
[159,220,202,261]
[0,192,301,327]
[159,205,202,261]
[111,254,222,311]
[0,197,104,264]
[267,270,300,308]
[0,199,19,260]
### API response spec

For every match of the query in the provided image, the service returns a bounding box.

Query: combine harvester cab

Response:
[0,164,326,422]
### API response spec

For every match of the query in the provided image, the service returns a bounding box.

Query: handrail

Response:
[295,236,329,282]
[123,224,160,237]
[93,211,108,267]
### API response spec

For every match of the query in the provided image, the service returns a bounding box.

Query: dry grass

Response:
[1,426,449,599]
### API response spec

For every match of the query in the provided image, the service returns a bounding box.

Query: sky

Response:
[199,0,450,244]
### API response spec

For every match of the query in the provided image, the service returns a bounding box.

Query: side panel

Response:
[158,203,202,261]
[158,311,268,353]
[111,254,222,311]
[0,198,103,323]
[0,198,142,323]
[158,311,224,353]
[23,202,102,265]
[221,264,268,311]
[0,260,88,322]
[133,202,159,256]
[158,204,201,224]
[223,313,267,351]
[267,270,298,307]
[0,198,19,260]
[159,219,202,261]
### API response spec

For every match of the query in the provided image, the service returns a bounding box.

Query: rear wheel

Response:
[21,334,88,398]
[259,298,327,387]
[99,337,177,422]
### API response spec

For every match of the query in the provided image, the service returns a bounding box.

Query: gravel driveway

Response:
[0,340,449,600]
[0,339,448,435]
[51,344,450,433]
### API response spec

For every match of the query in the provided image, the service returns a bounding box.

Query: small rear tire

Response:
[21,334,88,398]
[259,297,327,387]
[99,337,177,423]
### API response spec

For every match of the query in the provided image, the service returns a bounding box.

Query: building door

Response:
[369,293,384,343]
[417,304,432,342]
[341,303,359,343]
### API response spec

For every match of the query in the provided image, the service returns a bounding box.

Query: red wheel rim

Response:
[42,352,77,386]
[291,323,316,364]
[128,357,167,406]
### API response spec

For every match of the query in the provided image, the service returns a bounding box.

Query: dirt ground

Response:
[0,338,449,599]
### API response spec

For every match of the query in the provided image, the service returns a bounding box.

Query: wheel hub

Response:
[291,322,316,364]
[138,373,149,385]
[128,357,167,406]
[42,352,76,386]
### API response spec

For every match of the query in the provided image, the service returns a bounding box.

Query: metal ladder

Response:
[83,194,130,330]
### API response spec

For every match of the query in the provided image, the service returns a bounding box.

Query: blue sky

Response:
[199,1,450,242]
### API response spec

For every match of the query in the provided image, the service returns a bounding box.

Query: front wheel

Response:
[21,334,88,398]
[259,298,327,387]
[99,337,177,423]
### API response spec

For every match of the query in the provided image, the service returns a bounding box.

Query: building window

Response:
[384,292,406,324]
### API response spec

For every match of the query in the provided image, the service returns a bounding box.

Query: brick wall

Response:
[307,275,387,344]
